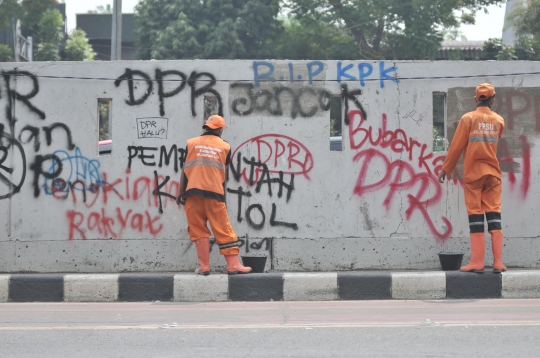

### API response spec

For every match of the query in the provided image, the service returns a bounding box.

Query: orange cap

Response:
[475,83,496,100]
[203,115,226,129]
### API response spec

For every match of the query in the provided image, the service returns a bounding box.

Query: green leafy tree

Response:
[506,0,540,60]
[442,27,468,41]
[134,0,283,60]
[0,0,23,29]
[506,0,540,38]
[20,0,59,40]
[513,36,535,60]
[34,42,60,61]
[64,29,96,61]
[447,50,464,60]
[34,7,63,61]
[272,16,359,60]
[285,0,504,60]
[0,44,14,62]
[482,37,503,59]
[496,46,517,60]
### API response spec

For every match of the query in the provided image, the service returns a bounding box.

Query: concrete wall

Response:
[0,60,538,273]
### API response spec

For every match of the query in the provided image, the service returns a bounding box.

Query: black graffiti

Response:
[228,186,251,222]
[341,84,367,124]
[2,71,46,132]
[114,69,153,106]
[115,68,223,117]
[227,187,298,231]
[43,123,76,150]
[229,152,294,202]
[51,178,87,202]
[230,83,331,118]
[226,150,297,230]
[156,69,187,117]
[18,125,40,151]
[29,154,63,198]
[127,145,186,172]
[209,237,271,253]
[0,146,9,172]
[246,204,265,230]
[152,170,176,214]
[0,128,27,200]
[269,203,298,230]
[158,145,186,172]
[244,237,272,252]
[187,71,223,117]
[18,123,76,152]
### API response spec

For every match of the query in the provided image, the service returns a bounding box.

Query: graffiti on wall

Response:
[348,110,451,239]
[114,69,223,117]
[137,117,169,139]
[3,65,537,245]
[226,134,315,231]
[0,71,70,200]
[231,61,374,124]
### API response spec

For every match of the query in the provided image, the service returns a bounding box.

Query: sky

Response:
[459,3,507,41]
[63,0,507,41]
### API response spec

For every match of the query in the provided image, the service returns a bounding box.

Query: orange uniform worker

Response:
[438,83,507,273]
[176,115,251,275]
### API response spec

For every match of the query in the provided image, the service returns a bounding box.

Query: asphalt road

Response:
[1,299,540,357]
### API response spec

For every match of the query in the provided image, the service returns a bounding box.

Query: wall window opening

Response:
[98,98,112,156]
[433,93,446,152]
[330,95,342,151]
[204,95,219,122]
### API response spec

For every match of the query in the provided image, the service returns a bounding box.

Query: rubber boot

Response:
[194,237,210,276]
[460,233,485,273]
[491,233,507,273]
[225,255,252,275]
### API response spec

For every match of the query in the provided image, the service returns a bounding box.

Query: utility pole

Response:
[111,0,122,60]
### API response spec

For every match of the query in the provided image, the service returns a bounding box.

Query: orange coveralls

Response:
[182,133,240,255]
[442,106,505,234]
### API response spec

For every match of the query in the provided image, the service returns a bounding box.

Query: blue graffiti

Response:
[337,61,399,88]
[253,60,325,87]
[43,147,104,195]
[253,60,398,89]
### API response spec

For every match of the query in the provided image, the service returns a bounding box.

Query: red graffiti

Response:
[348,110,452,240]
[54,170,179,209]
[491,90,540,131]
[66,207,163,240]
[519,135,531,199]
[231,134,314,184]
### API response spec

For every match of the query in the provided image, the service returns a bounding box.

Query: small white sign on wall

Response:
[136,117,169,139]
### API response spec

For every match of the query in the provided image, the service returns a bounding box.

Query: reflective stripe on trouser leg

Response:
[486,211,502,232]
[468,214,485,233]
[219,242,240,250]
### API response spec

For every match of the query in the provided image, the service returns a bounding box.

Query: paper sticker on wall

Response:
[136,117,169,139]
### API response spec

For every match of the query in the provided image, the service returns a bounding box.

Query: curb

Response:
[1,271,539,302]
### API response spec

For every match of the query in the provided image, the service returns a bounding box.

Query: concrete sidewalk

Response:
[1,270,539,303]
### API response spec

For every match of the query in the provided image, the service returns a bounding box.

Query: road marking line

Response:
[2,321,540,330]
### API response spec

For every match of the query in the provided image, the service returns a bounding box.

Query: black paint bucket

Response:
[438,252,464,271]
[241,256,267,273]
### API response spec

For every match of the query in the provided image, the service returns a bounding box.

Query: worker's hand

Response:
[437,169,447,183]
[176,193,185,205]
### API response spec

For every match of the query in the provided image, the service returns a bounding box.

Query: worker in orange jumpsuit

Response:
[438,83,507,273]
[176,115,251,275]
